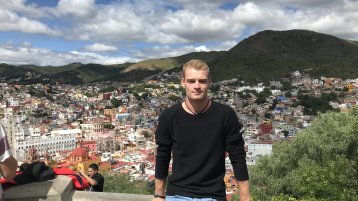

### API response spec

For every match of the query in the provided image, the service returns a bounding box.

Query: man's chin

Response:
[188,96,204,100]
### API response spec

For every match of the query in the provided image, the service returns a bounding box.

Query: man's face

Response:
[181,68,211,101]
[88,168,97,177]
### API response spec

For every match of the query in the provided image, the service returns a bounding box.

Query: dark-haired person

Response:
[80,163,104,192]
[153,59,250,201]
[0,122,18,201]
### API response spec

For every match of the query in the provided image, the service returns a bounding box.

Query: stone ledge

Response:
[72,191,152,201]
[4,175,73,201]
[3,175,152,201]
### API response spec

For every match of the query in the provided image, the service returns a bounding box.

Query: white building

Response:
[14,129,79,160]
[247,142,273,164]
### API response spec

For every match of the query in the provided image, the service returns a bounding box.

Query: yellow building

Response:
[58,147,110,174]
[344,84,353,92]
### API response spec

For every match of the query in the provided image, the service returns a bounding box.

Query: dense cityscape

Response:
[1,69,357,198]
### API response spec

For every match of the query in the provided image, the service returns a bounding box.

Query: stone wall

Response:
[4,175,152,201]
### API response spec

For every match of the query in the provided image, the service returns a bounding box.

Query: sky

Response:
[1,0,358,66]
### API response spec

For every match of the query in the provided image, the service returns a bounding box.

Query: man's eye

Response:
[187,80,195,83]
[199,80,207,84]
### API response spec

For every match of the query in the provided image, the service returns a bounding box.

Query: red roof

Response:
[70,148,88,157]
[80,141,96,145]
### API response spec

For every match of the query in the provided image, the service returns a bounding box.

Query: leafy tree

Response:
[320,92,337,102]
[103,172,153,194]
[255,96,266,105]
[264,112,272,120]
[141,130,151,138]
[111,98,122,107]
[269,99,278,110]
[259,88,272,98]
[281,80,292,91]
[99,86,116,93]
[250,108,358,200]
[104,123,115,130]
[298,94,336,115]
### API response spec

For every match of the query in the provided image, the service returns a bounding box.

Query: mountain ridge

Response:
[1,29,358,84]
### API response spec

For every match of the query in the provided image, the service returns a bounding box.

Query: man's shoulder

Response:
[160,103,182,117]
[212,101,236,113]
[94,173,104,180]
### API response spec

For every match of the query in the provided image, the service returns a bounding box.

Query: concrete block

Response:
[4,175,74,201]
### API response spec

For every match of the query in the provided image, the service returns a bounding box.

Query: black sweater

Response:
[155,101,249,200]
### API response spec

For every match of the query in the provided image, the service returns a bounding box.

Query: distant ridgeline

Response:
[1,29,358,85]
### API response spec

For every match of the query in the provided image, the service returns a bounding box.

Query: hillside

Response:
[123,51,225,73]
[209,29,358,83]
[122,58,179,73]
[2,29,358,84]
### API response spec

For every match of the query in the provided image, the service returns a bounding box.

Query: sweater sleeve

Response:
[155,110,173,179]
[225,109,249,181]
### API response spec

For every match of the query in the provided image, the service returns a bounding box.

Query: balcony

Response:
[4,175,152,201]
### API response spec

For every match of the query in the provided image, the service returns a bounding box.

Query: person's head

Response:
[181,59,211,101]
[88,163,99,177]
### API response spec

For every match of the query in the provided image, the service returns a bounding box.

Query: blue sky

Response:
[1,0,358,66]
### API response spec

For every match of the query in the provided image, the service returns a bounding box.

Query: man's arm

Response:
[0,156,18,180]
[79,169,97,186]
[152,178,166,201]
[153,109,173,200]
[237,180,250,201]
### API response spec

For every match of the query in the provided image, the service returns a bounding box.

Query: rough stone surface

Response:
[72,191,152,201]
[4,175,152,201]
[4,175,74,201]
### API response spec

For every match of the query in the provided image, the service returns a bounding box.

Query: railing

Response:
[4,175,152,201]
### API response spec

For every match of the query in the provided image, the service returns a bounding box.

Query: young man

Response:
[0,122,18,201]
[153,59,250,201]
[80,163,104,192]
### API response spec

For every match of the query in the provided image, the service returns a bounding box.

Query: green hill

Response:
[210,29,358,83]
[122,51,225,73]
[2,29,358,84]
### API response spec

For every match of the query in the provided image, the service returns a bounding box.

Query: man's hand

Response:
[237,180,250,201]
[152,198,165,201]
[153,178,166,201]
[0,156,18,180]
[79,169,86,176]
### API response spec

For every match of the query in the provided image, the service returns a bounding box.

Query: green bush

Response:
[103,172,153,194]
[250,108,358,200]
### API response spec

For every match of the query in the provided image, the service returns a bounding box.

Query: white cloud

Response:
[194,45,208,51]
[161,9,242,42]
[2,0,358,66]
[131,42,231,60]
[0,43,134,66]
[0,0,46,18]
[54,0,98,19]
[0,10,61,35]
[83,43,118,52]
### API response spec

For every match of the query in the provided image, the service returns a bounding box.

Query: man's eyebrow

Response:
[186,78,207,80]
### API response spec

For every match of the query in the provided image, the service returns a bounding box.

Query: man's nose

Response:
[194,81,200,88]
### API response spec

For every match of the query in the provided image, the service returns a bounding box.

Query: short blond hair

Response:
[182,59,210,78]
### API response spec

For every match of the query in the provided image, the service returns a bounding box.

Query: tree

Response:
[111,98,122,107]
[104,123,115,130]
[103,172,153,194]
[264,112,272,120]
[250,108,358,200]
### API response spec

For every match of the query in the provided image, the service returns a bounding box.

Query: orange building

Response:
[56,147,110,173]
